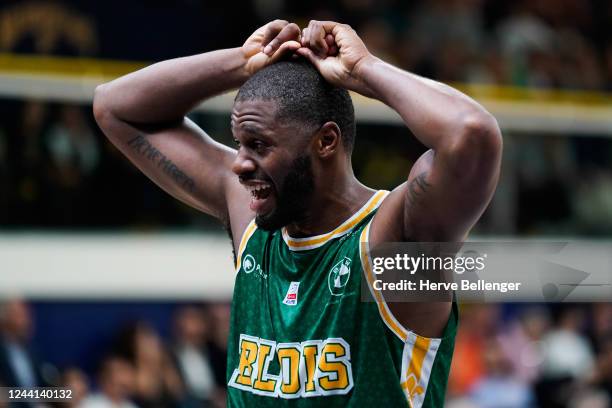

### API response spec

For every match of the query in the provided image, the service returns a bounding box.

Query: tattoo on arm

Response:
[127,135,195,193]
[407,171,431,207]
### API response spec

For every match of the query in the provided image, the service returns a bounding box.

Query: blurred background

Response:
[0,0,611,407]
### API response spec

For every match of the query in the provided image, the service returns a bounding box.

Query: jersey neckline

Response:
[281,190,389,251]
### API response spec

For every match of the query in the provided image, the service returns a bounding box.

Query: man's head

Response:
[232,60,355,231]
[97,356,135,403]
[0,299,33,343]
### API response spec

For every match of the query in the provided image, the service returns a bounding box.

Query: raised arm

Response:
[298,20,502,337]
[297,21,502,243]
[93,21,301,246]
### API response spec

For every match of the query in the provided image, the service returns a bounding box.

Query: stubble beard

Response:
[255,155,315,231]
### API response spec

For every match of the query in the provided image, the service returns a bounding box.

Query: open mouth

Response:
[246,183,275,213]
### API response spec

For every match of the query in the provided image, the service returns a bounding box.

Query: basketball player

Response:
[94,20,501,407]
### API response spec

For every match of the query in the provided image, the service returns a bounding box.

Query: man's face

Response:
[231,99,315,231]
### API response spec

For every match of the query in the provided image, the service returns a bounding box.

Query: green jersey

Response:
[227,190,457,407]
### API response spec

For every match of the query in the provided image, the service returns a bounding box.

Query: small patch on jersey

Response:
[242,254,256,273]
[328,257,352,296]
[282,281,300,306]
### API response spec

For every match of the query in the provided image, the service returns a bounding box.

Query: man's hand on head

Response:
[241,19,378,97]
[297,20,376,97]
[242,20,302,76]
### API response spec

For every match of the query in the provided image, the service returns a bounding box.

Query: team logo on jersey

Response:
[283,281,300,306]
[243,254,256,274]
[328,257,352,296]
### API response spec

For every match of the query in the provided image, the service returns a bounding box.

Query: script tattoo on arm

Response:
[127,134,195,193]
[406,171,431,207]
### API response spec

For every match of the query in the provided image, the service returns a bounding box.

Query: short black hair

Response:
[235,60,356,152]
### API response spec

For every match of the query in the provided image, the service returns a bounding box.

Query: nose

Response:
[231,150,257,176]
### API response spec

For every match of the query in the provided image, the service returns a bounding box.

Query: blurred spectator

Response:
[170,306,216,407]
[495,1,555,84]
[45,106,99,180]
[589,334,612,402]
[541,307,595,379]
[58,367,90,408]
[573,170,612,234]
[534,306,596,408]
[410,0,484,54]
[590,303,612,353]
[80,356,137,408]
[498,306,550,384]
[448,305,500,396]
[43,105,100,226]
[469,339,534,407]
[0,299,51,393]
[114,322,184,408]
[207,303,231,388]
[466,44,511,85]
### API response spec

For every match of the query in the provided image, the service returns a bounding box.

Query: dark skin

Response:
[94,20,502,338]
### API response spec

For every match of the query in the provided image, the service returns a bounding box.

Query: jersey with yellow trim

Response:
[227,190,457,407]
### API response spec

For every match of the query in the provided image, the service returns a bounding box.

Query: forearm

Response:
[95,47,249,125]
[357,57,496,149]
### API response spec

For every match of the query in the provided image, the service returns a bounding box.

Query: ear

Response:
[315,122,342,159]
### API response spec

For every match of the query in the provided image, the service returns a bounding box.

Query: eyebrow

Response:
[243,125,265,134]
[232,123,273,139]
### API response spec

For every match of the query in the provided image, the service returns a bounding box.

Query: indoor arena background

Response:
[0,1,611,407]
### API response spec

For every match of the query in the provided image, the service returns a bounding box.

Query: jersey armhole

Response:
[358,219,458,343]
[235,218,257,272]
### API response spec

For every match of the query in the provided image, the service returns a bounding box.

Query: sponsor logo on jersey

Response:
[328,257,352,296]
[243,254,256,273]
[282,281,300,306]
[228,334,354,398]
[241,254,267,279]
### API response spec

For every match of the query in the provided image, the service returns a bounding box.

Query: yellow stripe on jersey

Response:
[359,220,409,342]
[412,336,431,381]
[235,219,257,271]
[359,218,443,408]
[283,190,388,251]
[400,333,441,408]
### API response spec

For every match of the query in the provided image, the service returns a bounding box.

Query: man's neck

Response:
[285,175,374,238]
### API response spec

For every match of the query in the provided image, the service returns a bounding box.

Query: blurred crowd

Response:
[1,1,612,234]
[0,101,205,229]
[0,299,231,408]
[1,98,611,235]
[1,298,610,408]
[447,304,612,408]
[287,0,612,91]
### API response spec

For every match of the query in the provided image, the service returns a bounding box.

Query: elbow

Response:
[457,111,503,160]
[443,111,502,181]
[92,83,113,128]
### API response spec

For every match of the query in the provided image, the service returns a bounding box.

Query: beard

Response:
[255,155,315,231]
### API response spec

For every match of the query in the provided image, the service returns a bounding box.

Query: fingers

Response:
[295,47,322,69]
[261,20,289,45]
[325,34,338,56]
[262,21,301,56]
[301,20,331,57]
[268,40,302,63]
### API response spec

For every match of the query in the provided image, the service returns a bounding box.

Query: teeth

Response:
[247,184,271,198]
[248,185,269,192]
